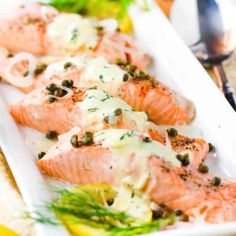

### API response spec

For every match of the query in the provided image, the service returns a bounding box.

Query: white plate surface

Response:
[0,1,236,236]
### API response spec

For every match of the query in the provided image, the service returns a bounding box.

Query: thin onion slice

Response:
[5,52,37,88]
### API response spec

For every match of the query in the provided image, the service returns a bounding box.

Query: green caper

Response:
[103,116,109,124]
[198,164,209,174]
[176,153,190,167]
[208,143,214,152]
[175,210,183,216]
[167,128,178,137]
[46,83,57,92]
[23,71,29,77]
[48,96,57,103]
[143,137,152,143]
[34,64,47,76]
[70,134,80,148]
[61,79,74,88]
[64,62,72,69]
[114,108,122,116]
[38,152,46,159]
[115,58,128,66]
[53,88,64,97]
[152,209,164,220]
[180,215,189,222]
[125,64,137,74]
[136,71,149,80]
[211,177,221,186]
[45,131,58,139]
[123,73,129,82]
[83,132,94,146]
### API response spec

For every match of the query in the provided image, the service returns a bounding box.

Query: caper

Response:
[125,64,137,74]
[136,71,149,80]
[23,71,29,77]
[123,73,129,82]
[34,64,47,76]
[198,164,209,174]
[38,152,46,160]
[167,128,178,137]
[180,215,189,222]
[106,198,114,206]
[176,153,190,167]
[208,143,214,152]
[103,116,109,124]
[64,62,72,69]
[46,131,58,139]
[115,58,128,66]
[46,83,57,92]
[114,108,122,116]
[143,136,152,143]
[211,177,221,186]
[70,134,80,148]
[175,210,183,216]
[53,88,64,97]
[152,209,164,220]
[83,132,94,146]
[62,79,74,88]
[48,97,57,103]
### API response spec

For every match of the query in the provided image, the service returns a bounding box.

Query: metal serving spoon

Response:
[170,0,236,111]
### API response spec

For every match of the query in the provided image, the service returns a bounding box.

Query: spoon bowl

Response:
[170,0,236,110]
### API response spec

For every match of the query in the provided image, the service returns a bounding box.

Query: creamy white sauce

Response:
[45,56,126,96]
[77,88,148,132]
[93,129,180,186]
[46,14,98,53]
[111,184,152,223]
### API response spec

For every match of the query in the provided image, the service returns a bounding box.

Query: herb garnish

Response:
[120,131,135,141]
[88,107,98,112]
[99,74,105,82]
[25,187,175,235]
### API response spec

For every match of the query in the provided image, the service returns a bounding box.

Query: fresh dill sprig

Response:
[109,215,175,236]
[47,188,135,228]
[26,187,176,235]
[22,211,59,225]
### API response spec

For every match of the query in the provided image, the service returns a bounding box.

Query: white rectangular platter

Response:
[0,1,236,236]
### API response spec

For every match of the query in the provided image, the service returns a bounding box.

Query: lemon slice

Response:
[0,225,18,236]
[59,184,115,236]
[111,185,152,223]
[61,216,108,236]
[118,14,133,33]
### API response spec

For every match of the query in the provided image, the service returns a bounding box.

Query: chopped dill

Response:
[99,74,105,82]
[120,131,135,141]
[87,107,98,112]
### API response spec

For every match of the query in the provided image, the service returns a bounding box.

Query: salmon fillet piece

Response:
[118,79,195,125]
[4,55,194,125]
[9,87,148,134]
[0,3,150,70]
[37,128,236,223]
[10,85,206,168]
[0,3,57,55]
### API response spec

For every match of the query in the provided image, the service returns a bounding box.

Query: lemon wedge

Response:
[0,225,18,236]
[59,184,115,236]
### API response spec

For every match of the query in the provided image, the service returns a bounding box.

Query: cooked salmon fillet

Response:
[37,128,235,223]
[0,2,150,70]
[9,85,207,168]
[9,87,149,133]
[0,3,57,54]
[5,55,194,125]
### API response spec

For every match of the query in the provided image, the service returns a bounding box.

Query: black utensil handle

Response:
[213,64,236,111]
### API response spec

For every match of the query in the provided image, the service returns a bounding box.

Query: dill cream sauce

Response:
[46,14,98,53]
[94,129,180,187]
[77,89,148,132]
